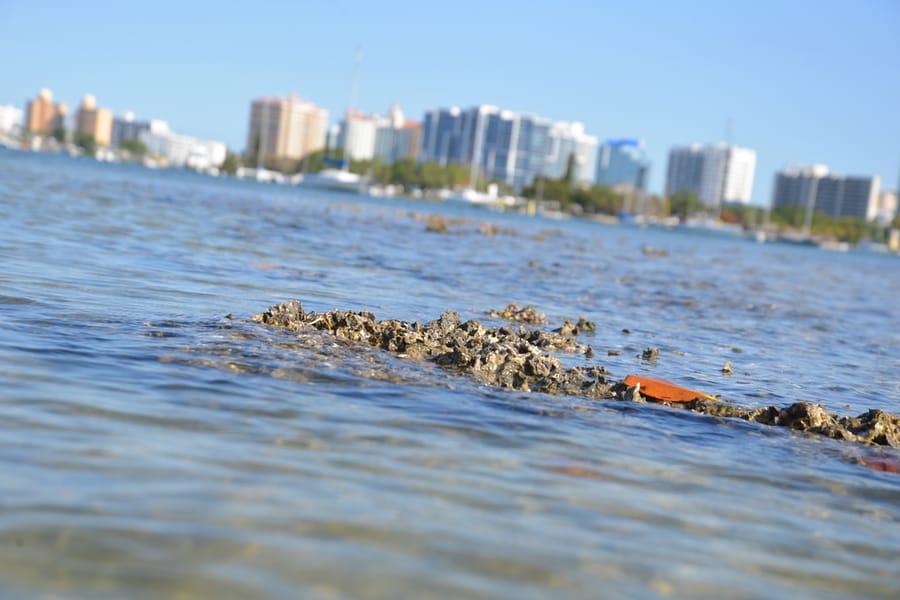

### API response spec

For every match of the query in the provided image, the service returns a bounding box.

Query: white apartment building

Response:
[372,103,422,165]
[544,120,598,185]
[140,120,226,170]
[666,143,757,207]
[721,146,757,204]
[336,112,378,161]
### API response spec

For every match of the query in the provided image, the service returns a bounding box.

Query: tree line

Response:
[230,149,506,193]
[668,192,895,244]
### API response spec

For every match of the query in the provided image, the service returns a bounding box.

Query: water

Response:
[1,149,898,599]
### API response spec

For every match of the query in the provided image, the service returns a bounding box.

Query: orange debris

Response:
[623,374,716,403]
[862,456,900,474]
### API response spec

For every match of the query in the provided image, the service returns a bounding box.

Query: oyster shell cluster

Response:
[253,300,900,449]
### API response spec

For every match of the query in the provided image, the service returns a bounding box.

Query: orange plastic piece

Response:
[623,374,716,403]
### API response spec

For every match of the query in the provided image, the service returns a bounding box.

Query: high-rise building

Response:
[543,121,598,185]
[25,88,67,134]
[245,95,328,162]
[419,107,453,164]
[283,96,328,160]
[480,110,551,190]
[459,108,555,190]
[721,146,756,205]
[421,105,496,168]
[246,97,281,161]
[421,104,597,191]
[335,111,378,161]
[474,109,508,181]
[665,143,756,207]
[373,103,422,164]
[772,165,881,221]
[596,139,650,191]
[75,94,113,146]
[666,146,705,201]
[111,111,150,147]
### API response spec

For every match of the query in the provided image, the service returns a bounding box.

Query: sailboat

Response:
[444,183,500,204]
[299,50,369,194]
[299,164,367,193]
[444,156,500,203]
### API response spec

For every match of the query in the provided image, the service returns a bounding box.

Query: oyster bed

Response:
[254,300,900,450]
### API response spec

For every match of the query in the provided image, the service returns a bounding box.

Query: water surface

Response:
[1,149,898,599]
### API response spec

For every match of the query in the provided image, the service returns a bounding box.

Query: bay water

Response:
[1,149,898,599]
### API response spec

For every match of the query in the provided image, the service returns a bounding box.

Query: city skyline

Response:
[1,0,898,204]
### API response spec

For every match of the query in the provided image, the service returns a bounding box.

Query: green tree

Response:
[349,158,371,175]
[299,149,327,173]
[389,158,417,189]
[668,191,704,218]
[419,162,446,190]
[52,127,66,143]
[74,132,97,157]
[564,152,577,184]
[119,138,147,155]
[586,185,626,214]
[446,163,471,188]
[220,152,240,175]
[521,176,627,216]
[769,206,875,243]
[770,205,807,228]
[369,158,388,184]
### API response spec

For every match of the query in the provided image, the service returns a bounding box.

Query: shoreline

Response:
[4,144,896,254]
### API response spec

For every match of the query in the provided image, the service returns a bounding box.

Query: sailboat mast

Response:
[802,175,818,237]
[343,47,362,172]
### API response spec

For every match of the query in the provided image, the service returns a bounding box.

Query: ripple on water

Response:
[0,150,898,599]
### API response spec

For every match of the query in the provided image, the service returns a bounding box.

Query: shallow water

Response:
[1,149,898,599]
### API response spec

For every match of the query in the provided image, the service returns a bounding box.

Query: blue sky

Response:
[1,0,898,203]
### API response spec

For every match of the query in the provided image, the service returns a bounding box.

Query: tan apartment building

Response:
[76,94,113,146]
[25,88,68,133]
[245,94,328,163]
